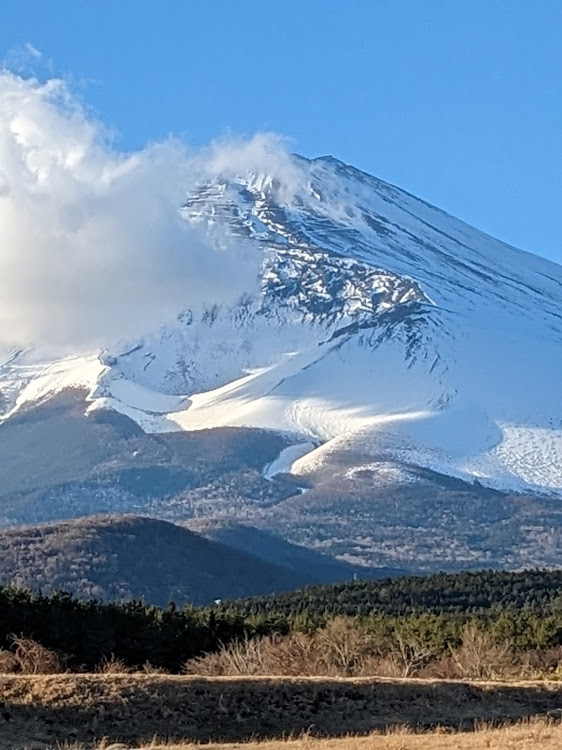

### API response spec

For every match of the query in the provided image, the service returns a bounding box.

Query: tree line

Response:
[1,569,562,672]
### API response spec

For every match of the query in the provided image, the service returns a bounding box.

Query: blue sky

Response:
[2,0,561,264]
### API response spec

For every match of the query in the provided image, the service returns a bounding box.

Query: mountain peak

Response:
[1,155,561,497]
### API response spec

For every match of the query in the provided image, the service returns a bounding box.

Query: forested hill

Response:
[225,570,562,619]
[0,515,314,606]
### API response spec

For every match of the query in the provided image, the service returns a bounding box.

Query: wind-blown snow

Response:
[1,151,562,496]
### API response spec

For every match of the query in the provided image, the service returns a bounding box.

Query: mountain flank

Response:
[0,390,296,525]
[1,153,562,572]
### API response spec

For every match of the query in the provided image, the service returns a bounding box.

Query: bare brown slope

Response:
[0,389,294,525]
[0,515,313,605]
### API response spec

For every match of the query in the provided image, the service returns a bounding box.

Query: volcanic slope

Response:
[2,154,561,499]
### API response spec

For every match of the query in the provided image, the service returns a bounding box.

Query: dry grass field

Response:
[2,675,561,750]
[114,721,562,750]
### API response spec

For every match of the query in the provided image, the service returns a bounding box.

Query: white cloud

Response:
[199,133,305,202]
[0,71,304,350]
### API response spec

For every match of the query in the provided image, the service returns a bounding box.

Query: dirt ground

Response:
[1,674,561,750]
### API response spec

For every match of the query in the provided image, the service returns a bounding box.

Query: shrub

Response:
[96,654,134,674]
[447,623,514,680]
[10,636,66,674]
[0,649,18,673]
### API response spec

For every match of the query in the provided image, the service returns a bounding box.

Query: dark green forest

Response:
[2,569,562,672]
[228,569,562,618]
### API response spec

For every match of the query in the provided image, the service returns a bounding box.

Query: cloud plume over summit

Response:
[0,72,297,351]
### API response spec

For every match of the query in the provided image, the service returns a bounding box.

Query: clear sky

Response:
[2,0,561,264]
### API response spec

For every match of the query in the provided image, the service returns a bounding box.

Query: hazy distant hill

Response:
[187,518,406,582]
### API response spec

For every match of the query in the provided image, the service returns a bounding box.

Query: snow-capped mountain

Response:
[2,154,562,496]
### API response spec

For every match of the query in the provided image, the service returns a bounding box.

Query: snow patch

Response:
[0,351,105,420]
[263,442,317,480]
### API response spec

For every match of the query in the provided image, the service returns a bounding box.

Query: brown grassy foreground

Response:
[2,675,562,749]
[126,721,562,750]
